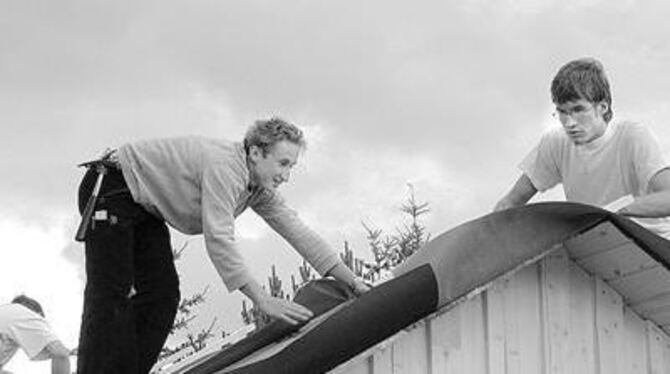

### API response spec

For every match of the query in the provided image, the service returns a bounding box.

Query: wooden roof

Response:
[565,220,670,335]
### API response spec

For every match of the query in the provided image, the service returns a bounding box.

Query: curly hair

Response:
[12,294,45,317]
[551,57,613,123]
[243,117,306,156]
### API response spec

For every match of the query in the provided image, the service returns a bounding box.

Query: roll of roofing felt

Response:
[181,202,670,374]
[394,201,670,309]
[218,264,438,374]
[184,278,357,374]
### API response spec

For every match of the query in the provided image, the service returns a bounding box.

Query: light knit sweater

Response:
[117,136,340,291]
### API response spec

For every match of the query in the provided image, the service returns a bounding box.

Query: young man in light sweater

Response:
[76,118,369,373]
[495,58,670,238]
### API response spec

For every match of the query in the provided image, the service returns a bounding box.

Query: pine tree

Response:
[155,242,222,366]
[360,184,430,282]
[240,265,288,329]
[340,241,367,279]
[240,186,431,328]
[292,260,315,293]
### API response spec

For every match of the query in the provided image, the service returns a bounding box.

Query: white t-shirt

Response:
[520,120,670,238]
[0,304,58,367]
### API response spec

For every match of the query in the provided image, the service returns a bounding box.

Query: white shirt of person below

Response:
[0,296,71,374]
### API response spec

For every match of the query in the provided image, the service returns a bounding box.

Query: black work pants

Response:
[76,167,180,374]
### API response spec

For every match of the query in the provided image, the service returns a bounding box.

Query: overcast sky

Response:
[2,0,670,372]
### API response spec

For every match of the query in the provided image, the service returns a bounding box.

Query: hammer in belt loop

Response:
[75,152,115,242]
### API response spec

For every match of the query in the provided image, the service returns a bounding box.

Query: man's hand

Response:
[349,278,371,296]
[257,296,314,325]
[326,262,372,296]
[494,174,538,212]
[241,279,314,325]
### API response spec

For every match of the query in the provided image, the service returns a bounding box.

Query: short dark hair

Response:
[12,295,45,317]
[551,58,613,123]
[243,117,306,156]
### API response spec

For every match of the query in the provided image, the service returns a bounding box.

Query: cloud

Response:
[4,0,669,220]
[273,124,479,257]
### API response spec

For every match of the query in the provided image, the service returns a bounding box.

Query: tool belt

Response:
[74,149,121,242]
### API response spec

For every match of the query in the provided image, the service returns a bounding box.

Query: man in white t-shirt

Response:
[494,58,670,238]
[0,295,71,374]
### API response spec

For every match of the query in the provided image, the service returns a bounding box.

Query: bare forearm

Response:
[494,174,538,212]
[37,341,71,374]
[51,356,70,374]
[494,196,525,212]
[618,191,670,218]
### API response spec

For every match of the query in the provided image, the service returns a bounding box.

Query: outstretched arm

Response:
[494,174,538,212]
[618,169,670,218]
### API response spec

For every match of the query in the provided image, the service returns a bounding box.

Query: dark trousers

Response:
[76,167,180,374]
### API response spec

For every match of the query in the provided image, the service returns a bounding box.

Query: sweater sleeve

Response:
[251,190,341,276]
[201,158,254,292]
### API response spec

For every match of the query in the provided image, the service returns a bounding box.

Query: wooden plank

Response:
[390,323,429,374]
[329,356,372,374]
[485,280,507,374]
[594,278,624,374]
[607,266,670,304]
[568,261,597,374]
[627,287,670,335]
[656,322,670,374]
[630,290,670,315]
[459,295,487,374]
[503,274,523,374]
[503,265,543,374]
[430,303,461,373]
[563,221,631,260]
[643,305,670,328]
[485,266,543,374]
[575,242,656,281]
[372,342,393,374]
[622,307,648,374]
[647,321,668,374]
[430,294,487,374]
[541,250,571,374]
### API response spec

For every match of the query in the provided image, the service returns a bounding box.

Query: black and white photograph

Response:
[2,1,670,373]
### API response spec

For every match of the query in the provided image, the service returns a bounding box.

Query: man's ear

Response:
[248,145,262,161]
[597,101,609,116]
